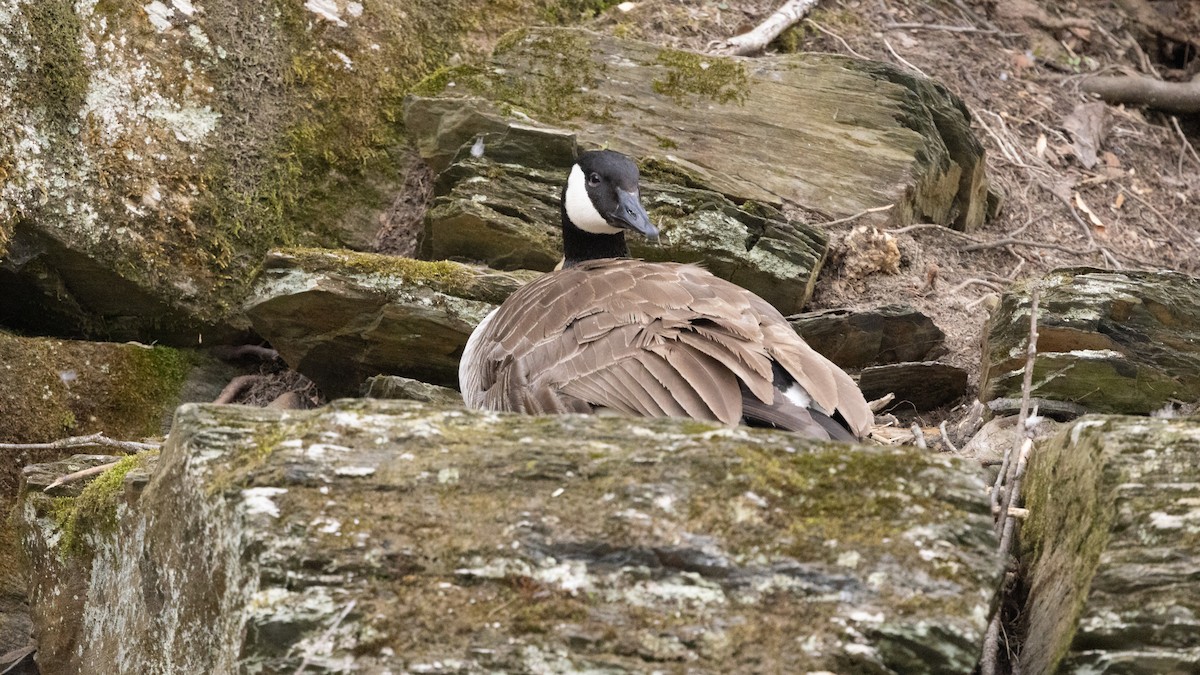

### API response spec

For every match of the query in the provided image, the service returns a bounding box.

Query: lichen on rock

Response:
[19,399,998,674]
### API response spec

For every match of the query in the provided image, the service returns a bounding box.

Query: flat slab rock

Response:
[20,400,998,674]
[1019,415,1200,673]
[789,304,946,369]
[859,361,970,411]
[980,268,1200,415]
[243,248,538,396]
[406,27,989,231]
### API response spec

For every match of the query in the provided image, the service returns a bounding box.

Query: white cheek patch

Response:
[565,164,621,234]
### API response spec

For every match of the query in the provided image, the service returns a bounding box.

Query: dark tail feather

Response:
[739,363,858,441]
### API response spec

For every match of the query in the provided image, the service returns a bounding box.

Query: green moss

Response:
[206,425,291,496]
[20,0,88,125]
[410,65,489,97]
[537,0,621,22]
[53,452,158,557]
[651,49,750,106]
[490,30,612,123]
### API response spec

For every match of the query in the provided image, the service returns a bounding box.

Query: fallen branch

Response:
[710,0,820,56]
[1080,75,1200,114]
[43,460,120,492]
[0,433,158,454]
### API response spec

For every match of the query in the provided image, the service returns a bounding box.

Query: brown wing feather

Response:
[462,259,871,438]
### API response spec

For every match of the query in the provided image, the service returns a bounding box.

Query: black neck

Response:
[560,199,629,268]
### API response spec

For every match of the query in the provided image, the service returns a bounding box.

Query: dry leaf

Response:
[1035,134,1047,159]
[1103,151,1120,168]
[1063,102,1109,170]
[1113,192,1126,209]
[1075,192,1106,234]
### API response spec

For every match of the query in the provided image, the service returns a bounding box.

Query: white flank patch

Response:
[565,164,620,234]
[305,0,347,27]
[783,382,812,408]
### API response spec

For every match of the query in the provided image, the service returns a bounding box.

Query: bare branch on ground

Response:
[1080,75,1200,114]
[0,433,158,454]
[709,0,820,56]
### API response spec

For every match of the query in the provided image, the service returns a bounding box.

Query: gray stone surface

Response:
[406,27,990,231]
[790,305,946,369]
[980,268,1200,414]
[859,361,970,411]
[20,399,999,674]
[1019,415,1200,673]
[243,248,538,396]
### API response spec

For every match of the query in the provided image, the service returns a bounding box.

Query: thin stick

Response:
[883,22,1021,37]
[939,421,959,453]
[1171,116,1200,171]
[910,423,928,450]
[947,278,1005,295]
[821,203,894,227]
[43,460,121,492]
[805,18,867,59]
[981,288,1041,675]
[887,222,978,239]
[0,432,158,453]
[710,0,820,56]
[883,38,928,78]
[959,237,1097,256]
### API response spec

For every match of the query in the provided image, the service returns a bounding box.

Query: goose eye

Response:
[587,172,601,187]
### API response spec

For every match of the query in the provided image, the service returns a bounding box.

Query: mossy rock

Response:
[244,248,539,396]
[406,27,990,231]
[980,268,1200,414]
[19,399,999,674]
[1019,415,1200,673]
[0,0,593,344]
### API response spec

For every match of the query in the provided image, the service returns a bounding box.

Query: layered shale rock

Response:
[20,400,998,674]
[981,268,1200,415]
[1019,416,1200,673]
[244,248,537,396]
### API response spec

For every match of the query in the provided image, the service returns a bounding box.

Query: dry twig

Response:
[805,18,867,59]
[709,0,820,56]
[821,203,894,227]
[883,38,928,78]
[939,421,959,453]
[43,460,121,492]
[910,423,928,450]
[883,22,1021,37]
[0,433,158,454]
[981,288,1041,675]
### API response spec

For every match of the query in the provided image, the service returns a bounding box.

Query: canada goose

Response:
[459,150,871,440]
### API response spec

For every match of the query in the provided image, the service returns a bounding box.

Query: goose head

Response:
[560,150,658,267]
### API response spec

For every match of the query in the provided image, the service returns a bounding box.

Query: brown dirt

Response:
[592,0,1200,429]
